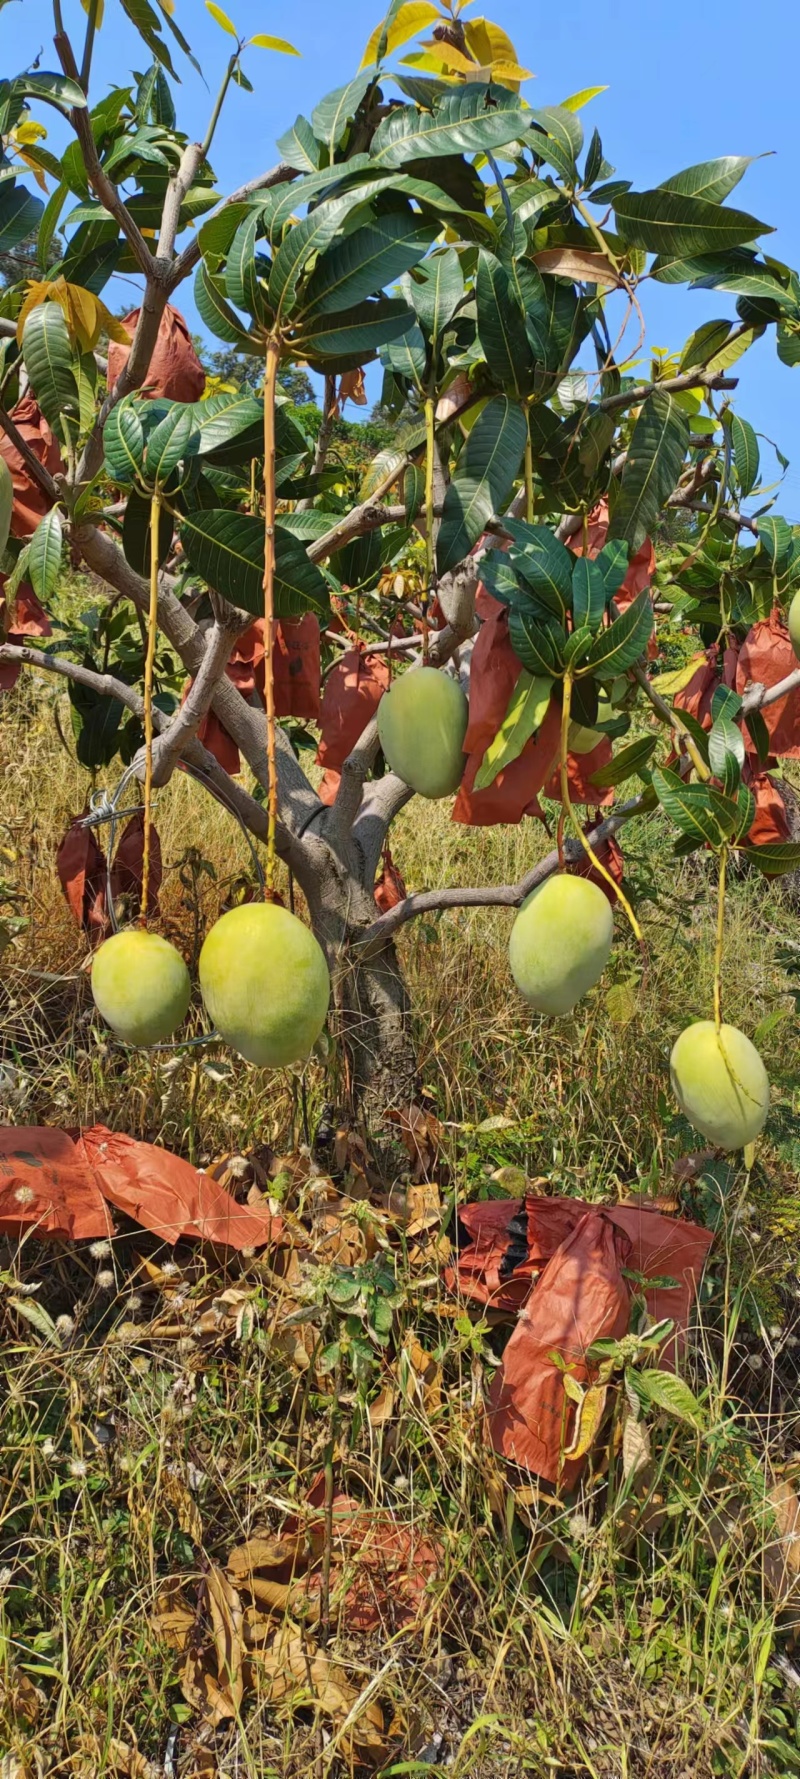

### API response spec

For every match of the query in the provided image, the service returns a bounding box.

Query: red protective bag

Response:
[543,737,615,809]
[452,599,561,826]
[109,812,162,920]
[0,399,62,537]
[743,768,790,845]
[74,1126,281,1249]
[0,579,54,695]
[56,814,110,942]
[486,1211,632,1487]
[568,828,624,904]
[374,846,406,912]
[737,610,800,759]
[316,647,389,772]
[0,1127,113,1241]
[569,498,657,650]
[272,613,321,722]
[107,303,206,402]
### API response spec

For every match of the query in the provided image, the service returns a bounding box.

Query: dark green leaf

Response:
[508,606,565,676]
[9,71,88,114]
[103,399,145,485]
[588,734,658,788]
[571,557,606,633]
[404,244,464,340]
[758,514,793,567]
[70,680,125,770]
[747,706,771,768]
[609,392,690,554]
[436,396,527,576]
[119,0,178,78]
[122,487,173,575]
[730,413,760,495]
[658,156,755,204]
[741,840,800,876]
[144,404,199,483]
[501,520,574,622]
[580,589,654,676]
[475,250,533,396]
[0,182,44,252]
[733,784,756,840]
[194,264,258,348]
[37,180,68,270]
[304,213,437,317]
[27,509,63,600]
[710,685,743,724]
[614,189,772,259]
[179,509,330,618]
[269,188,376,320]
[226,210,270,324]
[300,298,416,361]
[276,115,322,174]
[652,766,738,845]
[310,72,376,157]
[708,714,744,795]
[596,539,630,599]
[371,84,529,169]
[379,323,427,388]
[679,319,735,371]
[21,303,79,432]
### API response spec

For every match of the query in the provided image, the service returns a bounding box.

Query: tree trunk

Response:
[300,836,420,1152]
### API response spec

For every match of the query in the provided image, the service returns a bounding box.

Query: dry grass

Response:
[3,665,800,1777]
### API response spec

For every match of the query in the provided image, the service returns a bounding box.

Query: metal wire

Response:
[83,756,266,935]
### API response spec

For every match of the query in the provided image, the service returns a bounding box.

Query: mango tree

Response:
[2,0,800,1141]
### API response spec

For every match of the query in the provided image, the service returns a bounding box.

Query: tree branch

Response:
[358,798,645,955]
[0,641,150,718]
[157,141,206,262]
[168,162,297,291]
[597,367,738,416]
[148,618,240,787]
[741,668,800,715]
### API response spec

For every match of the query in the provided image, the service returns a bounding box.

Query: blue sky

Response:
[9,0,800,514]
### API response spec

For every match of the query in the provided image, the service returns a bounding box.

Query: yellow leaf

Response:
[359,1,441,70]
[651,653,707,697]
[417,35,477,73]
[97,300,135,346]
[80,0,105,22]
[464,16,520,66]
[62,283,101,351]
[206,1,238,39]
[18,153,48,193]
[15,280,52,344]
[250,32,300,54]
[482,60,533,84]
[399,50,461,77]
[560,85,608,112]
[565,1383,608,1460]
[15,121,47,144]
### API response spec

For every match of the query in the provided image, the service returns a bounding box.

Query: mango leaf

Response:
[404,244,464,340]
[635,1369,702,1428]
[122,487,173,575]
[651,766,738,846]
[179,509,330,618]
[299,299,416,361]
[758,514,793,567]
[21,302,79,432]
[436,396,527,576]
[27,509,63,599]
[579,589,654,677]
[710,684,743,723]
[501,520,574,622]
[380,322,427,387]
[679,318,735,371]
[596,538,630,599]
[303,213,437,316]
[508,606,565,677]
[103,398,145,485]
[473,672,553,790]
[311,72,376,157]
[730,414,760,497]
[747,706,771,768]
[0,181,44,253]
[708,714,744,795]
[609,392,689,555]
[571,556,607,633]
[226,210,270,324]
[475,249,533,396]
[144,404,199,483]
[371,83,529,168]
[742,840,800,876]
[614,189,771,259]
[658,156,755,205]
[276,115,322,174]
[588,734,658,788]
[733,784,756,841]
[8,71,88,114]
[194,264,258,348]
[268,188,378,320]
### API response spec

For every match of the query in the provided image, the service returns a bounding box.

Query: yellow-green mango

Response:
[198,902,330,1068]
[508,874,613,1015]
[92,929,191,1046]
[669,1020,769,1151]
[377,665,468,799]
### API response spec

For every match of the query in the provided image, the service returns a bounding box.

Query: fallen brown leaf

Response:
[257,1628,386,1758]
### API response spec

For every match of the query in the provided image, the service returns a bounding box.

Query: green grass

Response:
[2,668,800,1777]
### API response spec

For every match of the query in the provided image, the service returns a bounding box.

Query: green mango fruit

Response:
[377,665,468,799]
[669,1020,769,1151]
[92,929,191,1046]
[509,874,613,1016]
[199,902,330,1068]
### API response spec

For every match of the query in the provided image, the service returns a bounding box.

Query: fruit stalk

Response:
[713,842,728,1034]
[524,409,534,525]
[141,488,161,924]
[559,672,643,942]
[423,394,436,663]
[262,334,281,896]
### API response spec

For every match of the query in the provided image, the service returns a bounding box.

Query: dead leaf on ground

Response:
[0,1668,43,1726]
[386,1104,442,1180]
[764,1480,800,1619]
[162,1470,203,1545]
[104,1741,161,1779]
[153,1579,196,1656]
[257,1628,386,1759]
